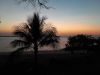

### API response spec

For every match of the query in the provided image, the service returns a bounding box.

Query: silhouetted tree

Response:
[17,0,50,9]
[96,37,100,48]
[11,13,59,70]
[65,34,95,51]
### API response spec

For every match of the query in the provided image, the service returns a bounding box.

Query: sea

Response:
[0,37,68,52]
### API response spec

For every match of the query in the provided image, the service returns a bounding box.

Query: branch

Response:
[37,0,50,9]
[17,0,51,9]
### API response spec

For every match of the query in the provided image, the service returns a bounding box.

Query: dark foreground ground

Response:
[0,51,100,75]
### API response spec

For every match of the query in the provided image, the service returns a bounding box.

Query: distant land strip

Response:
[0,36,17,37]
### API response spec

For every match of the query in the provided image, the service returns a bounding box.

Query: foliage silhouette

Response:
[65,34,98,52]
[97,37,100,47]
[10,12,59,70]
[17,0,50,9]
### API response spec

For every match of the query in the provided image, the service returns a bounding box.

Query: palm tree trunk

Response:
[33,41,38,72]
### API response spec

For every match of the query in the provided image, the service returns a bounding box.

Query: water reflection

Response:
[0,37,68,52]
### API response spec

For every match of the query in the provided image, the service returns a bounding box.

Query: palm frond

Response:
[9,46,30,60]
[14,27,28,37]
[14,27,33,42]
[40,16,46,33]
[28,13,44,40]
[11,47,28,55]
[39,27,59,48]
[11,39,31,48]
[23,23,31,31]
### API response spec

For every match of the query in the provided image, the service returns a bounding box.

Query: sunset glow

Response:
[0,0,100,36]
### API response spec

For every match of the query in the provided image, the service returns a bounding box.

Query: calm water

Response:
[0,37,68,52]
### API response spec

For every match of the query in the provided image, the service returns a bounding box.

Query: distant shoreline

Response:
[0,36,17,37]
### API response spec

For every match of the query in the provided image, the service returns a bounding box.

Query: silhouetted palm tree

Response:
[11,13,59,70]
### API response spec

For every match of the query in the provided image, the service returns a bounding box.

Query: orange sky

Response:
[47,20,100,36]
[0,20,100,36]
